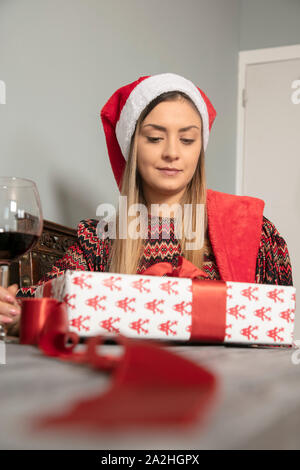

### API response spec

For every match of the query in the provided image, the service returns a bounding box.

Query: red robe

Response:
[206,188,264,283]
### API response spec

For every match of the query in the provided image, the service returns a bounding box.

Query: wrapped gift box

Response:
[35,270,296,346]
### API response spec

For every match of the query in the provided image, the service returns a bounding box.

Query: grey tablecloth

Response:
[1,341,300,449]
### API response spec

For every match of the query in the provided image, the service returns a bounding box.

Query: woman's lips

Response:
[158,169,182,176]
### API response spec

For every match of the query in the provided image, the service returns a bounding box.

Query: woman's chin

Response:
[153,184,185,196]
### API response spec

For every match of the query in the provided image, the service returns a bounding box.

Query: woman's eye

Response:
[181,139,195,145]
[146,137,195,144]
[147,137,161,143]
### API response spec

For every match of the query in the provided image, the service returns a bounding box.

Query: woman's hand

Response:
[0,284,21,334]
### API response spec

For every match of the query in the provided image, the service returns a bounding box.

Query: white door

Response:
[237,45,300,340]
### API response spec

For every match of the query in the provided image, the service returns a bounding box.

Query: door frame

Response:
[236,43,300,195]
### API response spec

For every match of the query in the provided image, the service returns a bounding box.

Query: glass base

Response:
[3,335,19,344]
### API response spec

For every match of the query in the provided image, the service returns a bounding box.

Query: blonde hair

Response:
[107,91,208,274]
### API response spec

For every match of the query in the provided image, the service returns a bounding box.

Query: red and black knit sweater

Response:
[16,214,293,299]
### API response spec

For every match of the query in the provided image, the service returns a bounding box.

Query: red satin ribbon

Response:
[143,255,227,342]
[20,298,56,346]
[19,296,218,431]
[141,254,210,279]
[20,298,118,366]
[35,334,218,431]
[191,280,227,342]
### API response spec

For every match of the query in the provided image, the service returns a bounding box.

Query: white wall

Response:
[240,0,300,50]
[0,0,240,228]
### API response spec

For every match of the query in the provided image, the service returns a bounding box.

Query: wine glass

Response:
[0,177,43,342]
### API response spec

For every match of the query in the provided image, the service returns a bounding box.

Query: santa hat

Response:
[100,72,217,190]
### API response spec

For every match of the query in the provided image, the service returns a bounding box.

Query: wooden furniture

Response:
[9,219,77,288]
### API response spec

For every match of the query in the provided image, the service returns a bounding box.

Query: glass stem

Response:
[0,265,9,288]
[0,266,9,340]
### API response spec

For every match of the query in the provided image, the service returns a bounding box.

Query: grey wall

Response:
[0,0,240,228]
[240,0,300,50]
[2,0,299,229]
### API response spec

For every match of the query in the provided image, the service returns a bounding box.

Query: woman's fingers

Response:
[0,315,14,323]
[0,284,20,308]
[0,284,21,323]
[7,284,19,300]
[0,284,18,300]
[7,284,21,308]
[0,284,21,327]
[7,283,19,294]
[0,300,21,319]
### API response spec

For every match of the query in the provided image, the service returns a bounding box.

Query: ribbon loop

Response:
[142,255,209,279]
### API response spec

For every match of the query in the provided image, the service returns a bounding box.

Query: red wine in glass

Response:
[0,232,39,262]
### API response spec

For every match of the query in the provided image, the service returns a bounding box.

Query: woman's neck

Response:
[146,202,183,218]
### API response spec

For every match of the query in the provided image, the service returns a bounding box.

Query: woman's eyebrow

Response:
[142,124,200,132]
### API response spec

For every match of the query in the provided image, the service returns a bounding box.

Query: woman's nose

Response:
[162,138,180,160]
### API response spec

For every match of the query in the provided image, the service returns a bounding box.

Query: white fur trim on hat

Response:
[115,73,209,161]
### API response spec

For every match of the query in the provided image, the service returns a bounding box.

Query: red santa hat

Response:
[100,72,217,190]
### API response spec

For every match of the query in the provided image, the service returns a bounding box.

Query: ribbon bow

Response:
[142,254,209,279]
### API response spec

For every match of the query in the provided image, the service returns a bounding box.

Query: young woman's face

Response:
[136,98,202,207]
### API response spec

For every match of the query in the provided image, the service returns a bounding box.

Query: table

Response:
[1,340,300,450]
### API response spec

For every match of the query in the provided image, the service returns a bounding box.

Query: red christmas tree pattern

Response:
[160,280,179,295]
[63,293,76,309]
[116,297,136,313]
[131,278,150,293]
[225,323,232,339]
[226,284,233,299]
[267,327,284,342]
[85,295,106,311]
[72,274,92,290]
[102,276,122,292]
[279,308,294,323]
[158,320,178,336]
[267,288,284,303]
[240,325,259,341]
[70,315,91,332]
[99,316,120,334]
[129,318,149,335]
[227,305,246,320]
[254,306,272,322]
[241,286,259,301]
[144,298,165,315]
[173,301,192,316]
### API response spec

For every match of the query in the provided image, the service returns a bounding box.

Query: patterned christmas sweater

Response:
[16,214,293,299]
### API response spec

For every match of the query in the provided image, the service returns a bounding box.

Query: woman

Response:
[0,73,294,334]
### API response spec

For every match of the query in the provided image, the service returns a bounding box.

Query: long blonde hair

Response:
[107,91,208,274]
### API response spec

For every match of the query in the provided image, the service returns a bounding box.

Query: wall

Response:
[240,0,300,51]
[0,0,240,227]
